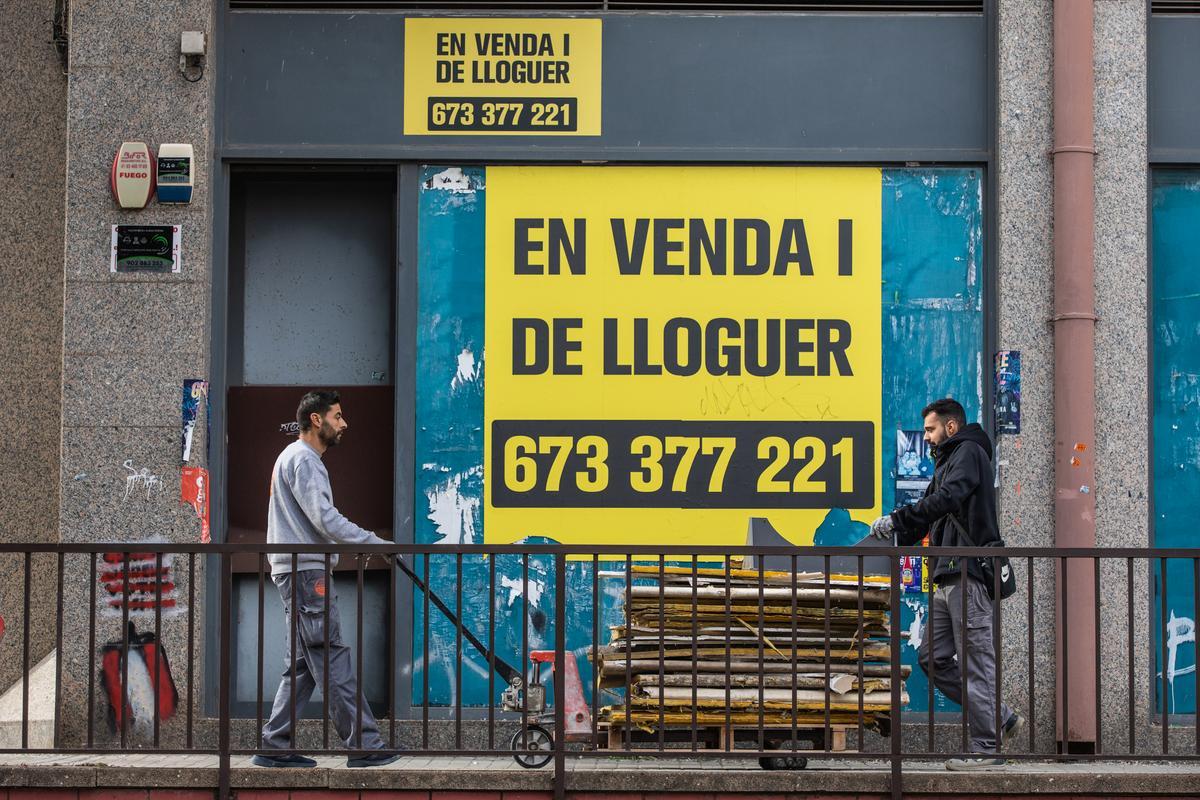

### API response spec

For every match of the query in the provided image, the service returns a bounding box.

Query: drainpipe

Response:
[1052,0,1097,751]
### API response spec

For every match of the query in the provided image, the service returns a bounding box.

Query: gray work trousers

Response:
[261,570,385,751]
[918,576,1013,754]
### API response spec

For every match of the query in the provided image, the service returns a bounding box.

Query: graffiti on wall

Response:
[100,622,179,737]
[1156,610,1197,712]
[121,460,163,501]
[99,546,184,616]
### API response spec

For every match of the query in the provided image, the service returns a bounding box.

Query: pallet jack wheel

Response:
[511,724,554,769]
[758,740,808,771]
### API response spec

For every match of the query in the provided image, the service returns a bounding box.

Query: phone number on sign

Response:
[489,420,875,509]
[427,97,577,132]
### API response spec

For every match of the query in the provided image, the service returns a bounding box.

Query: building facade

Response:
[1,0,1197,753]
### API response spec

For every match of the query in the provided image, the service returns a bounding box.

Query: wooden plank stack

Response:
[596,563,909,736]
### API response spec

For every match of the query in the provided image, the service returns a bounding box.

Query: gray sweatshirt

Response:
[267,439,389,575]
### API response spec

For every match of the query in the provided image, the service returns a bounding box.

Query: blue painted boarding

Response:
[1150,169,1200,716]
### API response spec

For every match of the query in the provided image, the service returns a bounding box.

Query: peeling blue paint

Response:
[881,168,983,714]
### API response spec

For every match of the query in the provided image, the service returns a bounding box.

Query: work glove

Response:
[869,515,895,540]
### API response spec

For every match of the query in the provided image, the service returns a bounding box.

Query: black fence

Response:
[0,542,1197,800]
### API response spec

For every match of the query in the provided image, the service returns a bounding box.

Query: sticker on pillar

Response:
[181,466,210,543]
[181,379,209,464]
[483,167,883,548]
[111,225,181,273]
[403,18,601,136]
[995,350,1021,435]
[111,142,156,208]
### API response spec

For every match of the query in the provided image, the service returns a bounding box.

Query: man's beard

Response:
[318,421,342,448]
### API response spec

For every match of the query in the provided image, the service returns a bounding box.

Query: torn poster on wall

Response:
[894,429,931,513]
[181,379,209,465]
[995,350,1021,435]
[99,547,184,616]
[181,466,210,543]
[896,429,934,480]
[100,622,179,737]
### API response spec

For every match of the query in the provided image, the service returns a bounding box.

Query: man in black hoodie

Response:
[869,398,1023,769]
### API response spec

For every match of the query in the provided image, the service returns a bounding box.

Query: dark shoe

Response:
[945,756,1005,771]
[251,753,317,768]
[1002,710,1026,745]
[347,751,402,768]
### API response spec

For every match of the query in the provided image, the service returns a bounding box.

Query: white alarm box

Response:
[156,143,194,204]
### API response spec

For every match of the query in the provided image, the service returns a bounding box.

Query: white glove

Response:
[869,515,895,540]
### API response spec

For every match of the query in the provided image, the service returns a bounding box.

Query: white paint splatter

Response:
[904,297,971,311]
[122,460,163,501]
[500,574,546,608]
[450,348,482,391]
[903,597,925,652]
[1156,610,1196,712]
[425,466,482,545]
[424,167,483,194]
[123,648,157,739]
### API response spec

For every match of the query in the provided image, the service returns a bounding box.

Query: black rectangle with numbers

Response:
[490,420,874,509]
[426,97,578,132]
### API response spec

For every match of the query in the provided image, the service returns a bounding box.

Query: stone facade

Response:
[0,0,1184,753]
[0,0,67,695]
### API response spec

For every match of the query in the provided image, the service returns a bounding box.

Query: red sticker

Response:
[314,579,326,598]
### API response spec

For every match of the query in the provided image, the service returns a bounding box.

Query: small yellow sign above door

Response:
[404,18,602,136]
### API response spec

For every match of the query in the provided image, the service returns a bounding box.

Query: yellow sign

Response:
[404,19,601,136]
[484,167,882,548]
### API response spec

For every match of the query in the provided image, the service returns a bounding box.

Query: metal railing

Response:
[0,542,1197,800]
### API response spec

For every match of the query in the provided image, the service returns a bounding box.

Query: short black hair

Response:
[921,398,966,428]
[297,390,340,432]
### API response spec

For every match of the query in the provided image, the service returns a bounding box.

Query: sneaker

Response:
[347,751,402,768]
[945,756,1005,771]
[1002,710,1026,745]
[251,753,317,768]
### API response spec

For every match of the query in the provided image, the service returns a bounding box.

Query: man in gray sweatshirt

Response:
[254,390,399,769]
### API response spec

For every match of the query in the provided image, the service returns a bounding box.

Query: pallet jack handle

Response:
[390,554,525,688]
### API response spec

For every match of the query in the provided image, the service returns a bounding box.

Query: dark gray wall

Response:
[238,177,394,386]
[221,12,988,161]
[1150,15,1200,163]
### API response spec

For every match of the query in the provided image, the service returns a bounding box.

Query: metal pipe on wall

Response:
[1052,0,1098,751]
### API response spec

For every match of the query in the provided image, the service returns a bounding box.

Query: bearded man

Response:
[255,390,398,769]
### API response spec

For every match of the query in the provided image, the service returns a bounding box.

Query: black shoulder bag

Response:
[944,513,1017,601]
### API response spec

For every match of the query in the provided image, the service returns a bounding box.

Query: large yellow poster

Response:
[483,167,882,547]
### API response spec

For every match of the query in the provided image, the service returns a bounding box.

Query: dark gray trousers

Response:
[918,576,1012,754]
[261,569,385,751]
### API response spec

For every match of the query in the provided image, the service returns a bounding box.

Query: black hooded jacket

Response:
[889,423,1000,583]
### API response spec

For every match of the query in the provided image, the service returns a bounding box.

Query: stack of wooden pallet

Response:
[596,563,909,738]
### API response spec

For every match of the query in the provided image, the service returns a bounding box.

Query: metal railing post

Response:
[553,551,567,800]
[890,551,903,800]
[218,551,233,800]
